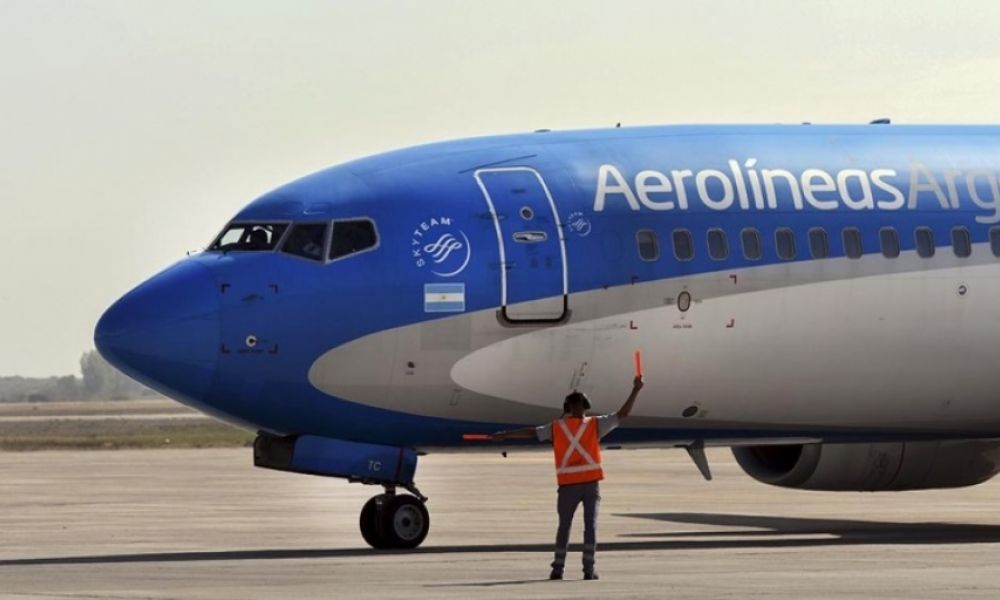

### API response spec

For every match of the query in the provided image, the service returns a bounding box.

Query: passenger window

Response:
[210,223,288,252]
[991,227,1000,257]
[952,226,971,258]
[707,229,728,260]
[330,219,378,260]
[672,229,694,261]
[842,227,863,259]
[808,228,828,259]
[282,223,328,261]
[636,230,659,261]
[775,228,796,260]
[879,227,900,258]
[915,227,935,258]
[741,228,762,260]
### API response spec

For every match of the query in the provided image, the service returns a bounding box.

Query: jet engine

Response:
[732,440,1000,491]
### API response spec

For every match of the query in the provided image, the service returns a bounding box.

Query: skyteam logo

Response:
[412,216,471,277]
[566,211,592,237]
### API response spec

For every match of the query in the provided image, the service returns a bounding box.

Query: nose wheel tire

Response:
[359,494,392,549]
[359,493,430,549]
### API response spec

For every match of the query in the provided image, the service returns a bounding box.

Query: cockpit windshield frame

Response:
[280,221,332,263]
[207,221,291,253]
[206,216,380,264]
[327,216,380,264]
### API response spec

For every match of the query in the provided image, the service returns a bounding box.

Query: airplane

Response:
[95,121,1000,550]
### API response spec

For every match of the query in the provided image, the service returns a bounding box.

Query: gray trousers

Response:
[551,481,600,573]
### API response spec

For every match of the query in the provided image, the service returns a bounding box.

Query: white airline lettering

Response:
[872,169,905,209]
[594,165,639,211]
[634,169,674,210]
[593,161,1000,223]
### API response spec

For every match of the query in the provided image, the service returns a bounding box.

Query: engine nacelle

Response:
[732,440,1000,491]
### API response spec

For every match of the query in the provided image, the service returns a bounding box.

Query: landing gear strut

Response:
[359,485,430,549]
[252,433,430,549]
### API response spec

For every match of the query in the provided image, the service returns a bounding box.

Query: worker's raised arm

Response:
[489,426,539,441]
[616,376,644,419]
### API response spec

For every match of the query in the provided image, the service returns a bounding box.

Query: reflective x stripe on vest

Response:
[551,417,604,485]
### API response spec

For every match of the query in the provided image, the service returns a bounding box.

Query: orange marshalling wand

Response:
[634,349,643,377]
[462,433,490,441]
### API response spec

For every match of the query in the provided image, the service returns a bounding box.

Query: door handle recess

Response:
[512,231,548,243]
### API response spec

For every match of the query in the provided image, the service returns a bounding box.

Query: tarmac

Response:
[3,446,1000,599]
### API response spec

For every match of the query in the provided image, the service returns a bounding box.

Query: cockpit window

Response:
[210,223,287,252]
[281,223,329,261]
[329,219,378,260]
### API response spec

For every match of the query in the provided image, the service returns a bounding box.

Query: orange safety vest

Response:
[550,416,604,486]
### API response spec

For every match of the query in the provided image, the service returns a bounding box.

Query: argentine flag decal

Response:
[424,283,466,313]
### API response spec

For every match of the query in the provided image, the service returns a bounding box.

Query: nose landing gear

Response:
[253,433,431,549]
[359,486,430,549]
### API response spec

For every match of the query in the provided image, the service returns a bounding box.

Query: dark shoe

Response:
[584,571,599,580]
[549,569,563,580]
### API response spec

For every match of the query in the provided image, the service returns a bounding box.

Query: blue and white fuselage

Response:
[95,125,1000,541]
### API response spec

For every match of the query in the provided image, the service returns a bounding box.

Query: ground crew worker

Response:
[490,375,644,580]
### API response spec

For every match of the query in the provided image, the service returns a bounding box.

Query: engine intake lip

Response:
[733,443,821,488]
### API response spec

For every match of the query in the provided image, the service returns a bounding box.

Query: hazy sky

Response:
[4,0,1000,377]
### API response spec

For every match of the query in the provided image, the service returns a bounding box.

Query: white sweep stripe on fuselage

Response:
[308,250,1000,435]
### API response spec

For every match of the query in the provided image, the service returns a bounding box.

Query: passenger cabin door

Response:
[475,167,568,322]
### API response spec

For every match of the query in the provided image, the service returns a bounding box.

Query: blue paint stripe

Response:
[425,283,465,293]
[425,301,465,312]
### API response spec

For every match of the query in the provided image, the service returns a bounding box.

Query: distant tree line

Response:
[0,350,158,403]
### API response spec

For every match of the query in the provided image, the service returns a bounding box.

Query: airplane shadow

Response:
[617,512,1000,544]
[4,512,1000,571]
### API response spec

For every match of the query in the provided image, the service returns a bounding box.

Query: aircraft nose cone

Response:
[95,261,220,402]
